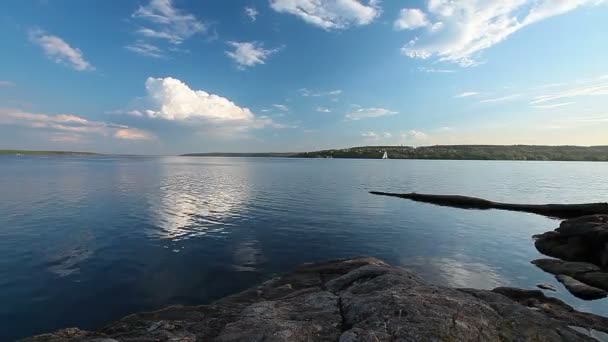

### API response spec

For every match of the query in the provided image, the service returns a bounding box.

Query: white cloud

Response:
[533,102,575,109]
[530,80,608,104]
[272,104,289,111]
[362,131,378,139]
[362,131,392,139]
[114,128,155,140]
[245,6,259,22]
[418,67,455,73]
[394,8,429,30]
[402,129,429,141]
[29,29,94,71]
[0,81,15,87]
[0,109,152,140]
[454,91,478,98]
[398,1,603,66]
[124,77,285,133]
[345,107,398,120]
[382,132,392,138]
[141,77,255,122]
[270,0,381,30]
[316,107,331,113]
[299,88,342,97]
[225,41,280,69]
[125,41,165,58]
[132,0,205,45]
[479,94,521,103]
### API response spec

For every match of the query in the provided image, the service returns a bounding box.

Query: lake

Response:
[1,156,607,340]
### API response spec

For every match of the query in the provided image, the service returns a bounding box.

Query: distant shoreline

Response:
[4,144,608,161]
[182,145,608,162]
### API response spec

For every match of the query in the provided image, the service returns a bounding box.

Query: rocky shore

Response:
[532,215,608,300]
[23,257,608,342]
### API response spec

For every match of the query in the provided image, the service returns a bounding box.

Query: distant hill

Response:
[0,149,100,156]
[293,145,608,161]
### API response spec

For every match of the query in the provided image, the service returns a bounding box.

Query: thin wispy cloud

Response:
[479,94,521,103]
[125,41,166,58]
[530,80,608,105]
[270,0,381,30]
[272,104,289,111]
[397,1,603,66]
[127,0,205,58]
[245,6,258,22]
[0,108,153,141]
[418,67,455,73]
[454,92,478,98]
[533,102,575,109]
[345,107,398,120]
[29,29,94,71]
[132,0,205,44]
[299,88,342,97]
[316,107,331,113]
[0,81,15,87]
[226,41,280,69]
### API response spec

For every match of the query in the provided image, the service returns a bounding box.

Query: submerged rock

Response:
[556,275,607,300]
[21,257,608,342]
[537,283,557,291]
[532,259,600,276]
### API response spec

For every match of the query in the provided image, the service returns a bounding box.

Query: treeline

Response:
[293,145,608,161]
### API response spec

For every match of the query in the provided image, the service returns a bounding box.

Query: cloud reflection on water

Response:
[402,254,508,289]
[147,161,252,241]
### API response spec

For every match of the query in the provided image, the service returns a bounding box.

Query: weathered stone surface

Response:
[556,275,608,300]
[532,259,600,276]
[21,257,608,342]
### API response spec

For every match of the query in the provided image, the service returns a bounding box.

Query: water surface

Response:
[1,156,607,340]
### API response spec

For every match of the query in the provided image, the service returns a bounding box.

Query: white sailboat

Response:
[382,151,388,159]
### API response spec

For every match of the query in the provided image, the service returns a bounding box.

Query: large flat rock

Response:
[21,257,608,342]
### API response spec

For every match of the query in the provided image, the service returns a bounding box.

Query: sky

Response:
[1,0,607,154]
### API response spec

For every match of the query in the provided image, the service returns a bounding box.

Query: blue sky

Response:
[1,0,607,154]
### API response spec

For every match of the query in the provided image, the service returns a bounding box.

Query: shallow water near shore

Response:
[1,156,608,340]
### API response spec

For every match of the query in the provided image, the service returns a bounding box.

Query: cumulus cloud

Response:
[29,29,94,71]
[316,107,331,113]
[345,107,398,120]
[361,131,378,139]
[141,77,255,121]
[398,1,603,66]
[394,8,429,30]
[0,108,153,141]
[454,91,479,98]
[225,41,280,69]
[270,0,381,30]
[123,77,288,134]
[245,6,259,22]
